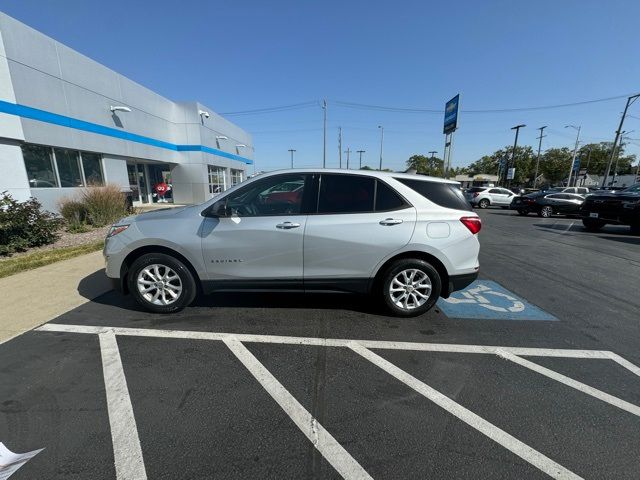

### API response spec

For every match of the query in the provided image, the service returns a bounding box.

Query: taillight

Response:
[472,192,479,198]
[460,216,482,234]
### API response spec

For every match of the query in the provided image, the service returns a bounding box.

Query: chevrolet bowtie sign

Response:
[443,94,460,134]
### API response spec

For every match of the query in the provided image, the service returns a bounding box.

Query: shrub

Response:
[0,191,63,256]
[58,198,89,231]
[81,184,129,227]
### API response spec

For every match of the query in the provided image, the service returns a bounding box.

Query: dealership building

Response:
[0,12,253,212]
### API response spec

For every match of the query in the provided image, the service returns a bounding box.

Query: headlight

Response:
[107,224,130,238]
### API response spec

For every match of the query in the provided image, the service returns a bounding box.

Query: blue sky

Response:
[2,0,640,172]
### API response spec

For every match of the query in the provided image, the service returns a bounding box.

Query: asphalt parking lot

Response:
[2,209,639,479]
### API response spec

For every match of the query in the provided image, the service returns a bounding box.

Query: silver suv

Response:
[104,170,481,317]
[464,187,515,208]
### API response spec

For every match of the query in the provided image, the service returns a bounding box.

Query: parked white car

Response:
[464,187,515,209]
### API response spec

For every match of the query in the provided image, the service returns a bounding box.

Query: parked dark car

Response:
[510,190,552,215]
[580,183,640,233]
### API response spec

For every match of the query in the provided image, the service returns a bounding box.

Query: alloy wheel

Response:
[136,264,183,306]
[388,268,432,310]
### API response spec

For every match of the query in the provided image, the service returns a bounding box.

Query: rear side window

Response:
[375,180,409,211]
[318,174,375,214]
[468,187,486,193]
[396,178,472,211]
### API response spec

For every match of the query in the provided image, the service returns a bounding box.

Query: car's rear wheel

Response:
[582,218,605,232]
[517,209,528,216]
[128,253,197,313]
[540,206,554,218]
[380,259,441,317]
[478,199,490,209]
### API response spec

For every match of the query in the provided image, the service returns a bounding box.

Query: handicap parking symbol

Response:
[437,280,557,321]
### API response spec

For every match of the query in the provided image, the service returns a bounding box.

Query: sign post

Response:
[443,94,459,178]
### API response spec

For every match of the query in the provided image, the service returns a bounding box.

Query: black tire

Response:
[379,259,442,317]
[582,218,605,232]
[478,199,490,209]
[517,209,528,216]
[128,253,197,313]
[539,206,554,218]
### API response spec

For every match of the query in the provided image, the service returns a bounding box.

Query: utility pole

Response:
[338,127,342,169]
[344,147,351,169]
[357,150,365,169]
[288,149,296,168]
[565,125,581,187]
[429,151,437,159]
[508,124,526,188]
[533,126,547,188]
[603,93,640,188]
[322,99,327,168]
[582,147,592,186]
[612,131,632,186]
[378,125,384,170]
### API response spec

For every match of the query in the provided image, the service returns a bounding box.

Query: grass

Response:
[0,240,104,279]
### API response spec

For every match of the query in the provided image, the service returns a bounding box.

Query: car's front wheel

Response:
[380,259,442,317]
[128,253,197,313]
[478,199,490,209]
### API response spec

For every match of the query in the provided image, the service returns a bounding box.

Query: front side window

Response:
[81,152,104,185]
[208,166,226,195]
[488,188,501,194]
[54,148,83,187]
[22,144,58,188]
[217,174,307,217]
[317,174,375,214]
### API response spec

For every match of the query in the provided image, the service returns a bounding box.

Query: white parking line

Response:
[604,351,640,378]
[497,350,640,417]
[35,323,621,359]
[99,332,148,480]
[349,342,582,480]
[224,337,372,480]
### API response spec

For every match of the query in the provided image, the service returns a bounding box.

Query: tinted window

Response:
[468,187,486,193]
[54,148,83,187]
[217,174,307,216]
[81,152,104,185]
[488,188,501,194]
[375,180,408,211]
[318,174,375,214]
[500,189,514,195]
[22,144,57,188]
[396,178,472,211]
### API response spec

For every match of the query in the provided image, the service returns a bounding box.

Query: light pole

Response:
[344,147,351,169]
[533,126,547,188]
[357,150,365,169]
[322,100,327,168]
[288,149,296,168]
[565,125,581,187]
[603,93,640,188]
[378,126,384,170]
[508,124,526,188]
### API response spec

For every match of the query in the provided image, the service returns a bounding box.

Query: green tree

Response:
[577,142,636,175]
[467,146,535,185]
[539,147,572,184]
[406,154,444,176]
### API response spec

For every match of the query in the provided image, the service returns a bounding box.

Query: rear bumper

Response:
[443,271,478,298]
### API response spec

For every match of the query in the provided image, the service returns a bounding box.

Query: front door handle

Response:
[276,222,301,229]
[379,218,403,226]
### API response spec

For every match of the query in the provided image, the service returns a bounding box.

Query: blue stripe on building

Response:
[0,100,253,165]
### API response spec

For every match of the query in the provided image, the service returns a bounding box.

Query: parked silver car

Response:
[464,187,515,208]
[104,170,481,317]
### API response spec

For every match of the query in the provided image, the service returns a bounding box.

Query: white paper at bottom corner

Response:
[0,443,44,480]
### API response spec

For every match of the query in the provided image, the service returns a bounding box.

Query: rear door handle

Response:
[276,222,301,229]
[379,218,403,226]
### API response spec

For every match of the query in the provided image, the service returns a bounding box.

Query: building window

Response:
[230,169,244,187]
[80,152,104,185]
[208,166,226,195]
[22,144,58,188]
[53,148,83,187]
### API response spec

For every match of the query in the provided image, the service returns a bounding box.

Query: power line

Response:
[220,101,318,116]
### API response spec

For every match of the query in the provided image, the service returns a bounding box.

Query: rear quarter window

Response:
[396,178,472,211]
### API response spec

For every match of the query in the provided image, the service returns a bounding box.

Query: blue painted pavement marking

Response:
[437,280,557,321]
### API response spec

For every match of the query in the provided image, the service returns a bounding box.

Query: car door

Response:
[488,188,508,205]
[200,173,312,287]
[499,188,515,205]
[303,174,416,290]
[549,194,571,213]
